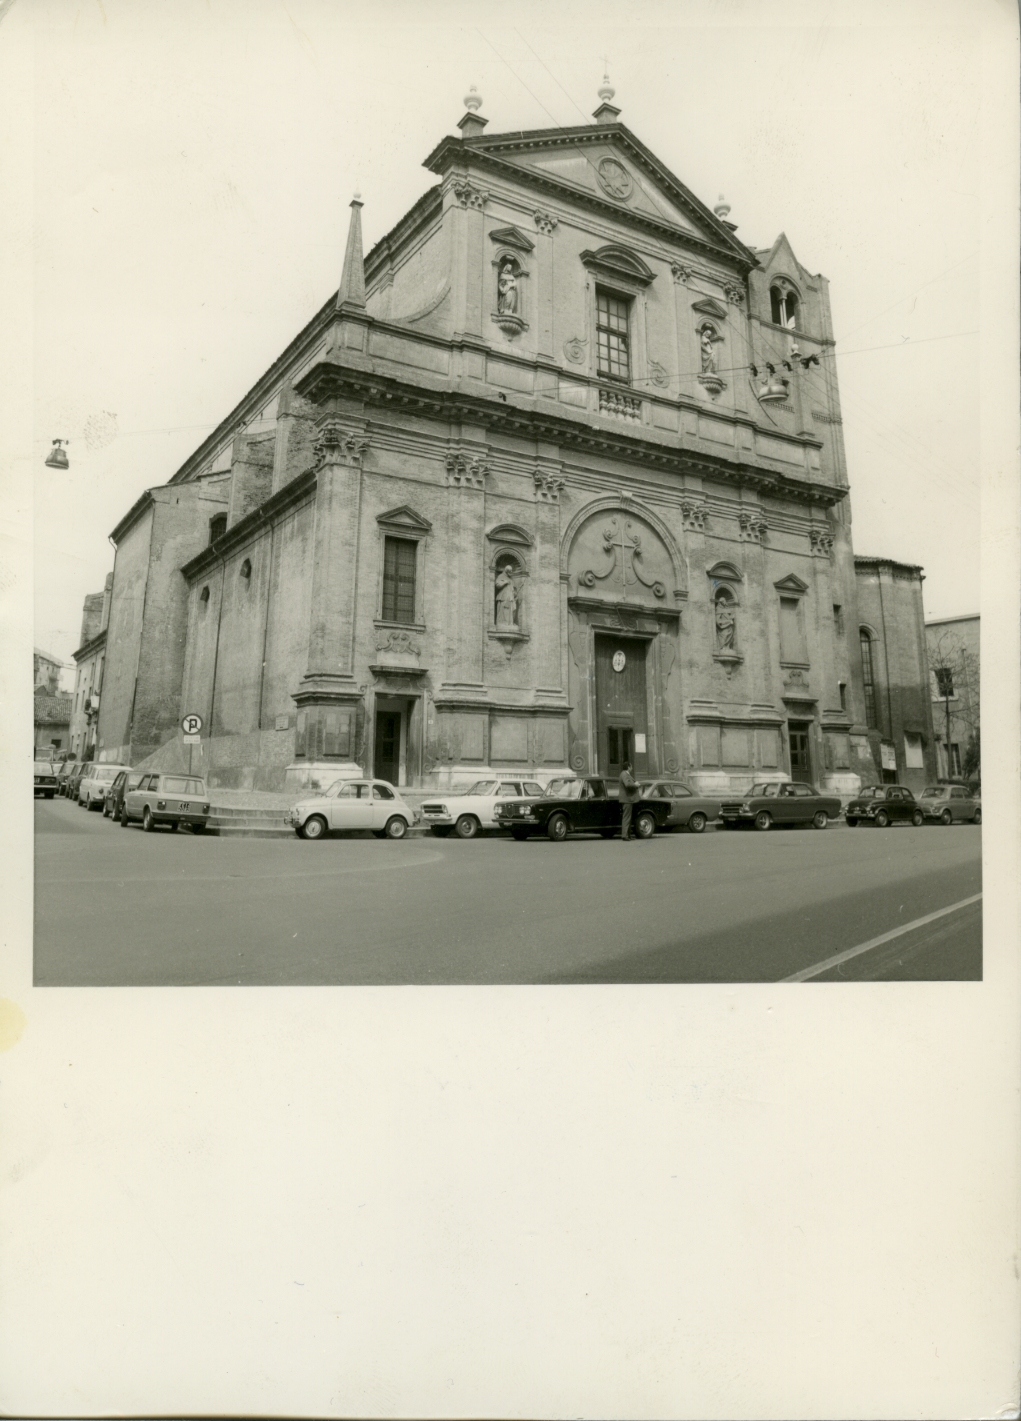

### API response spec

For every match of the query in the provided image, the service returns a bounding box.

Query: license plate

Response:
[179,802,190,810]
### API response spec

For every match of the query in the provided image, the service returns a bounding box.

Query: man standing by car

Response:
[619,758,641,841]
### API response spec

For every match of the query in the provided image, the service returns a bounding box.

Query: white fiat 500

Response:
[289,778,418,841]
[419,777,546,839]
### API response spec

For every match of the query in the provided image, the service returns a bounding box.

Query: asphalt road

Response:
[34,797,982,985]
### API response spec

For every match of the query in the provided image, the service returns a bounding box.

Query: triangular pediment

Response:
[424,124,756,267]
[488,225,535,253]
[691,297,729,319]
[774,573,810,594]
[377,505,432,532]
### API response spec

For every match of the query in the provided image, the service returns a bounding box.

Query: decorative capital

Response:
[445,449,489,488]
[680,498,707,531]
[810,527,835,558]
[724,283,745,305]
[738,510,767,543]
[451,178,488,210]
[313,422,370,469]
[534,468,566,502]
[670,261,693,284]
[533,209,559,236]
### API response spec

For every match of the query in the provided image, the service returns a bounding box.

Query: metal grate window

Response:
[596,290,631,383]
[860,630,878,729]
[382,536,417,624]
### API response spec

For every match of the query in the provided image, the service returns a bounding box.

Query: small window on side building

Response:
[596,289,631,384]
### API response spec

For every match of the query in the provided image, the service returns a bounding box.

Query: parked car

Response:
[637,779,721,833]
[67,763,91,802]
[56,760,81,796]
[33,757,59,798]
[844,784,924,828]
[916,783,982,825]
[420,776,546,838]
[720,780,842,831]
[103,769,144,819]
[494,775,671,842]
[78,763,131,810]
[121,772,211,832]
[289,778,418,840]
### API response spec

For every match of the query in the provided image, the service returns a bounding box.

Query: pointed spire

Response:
[337,193,366,311]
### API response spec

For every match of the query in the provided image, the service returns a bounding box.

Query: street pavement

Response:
[34,797,982,985]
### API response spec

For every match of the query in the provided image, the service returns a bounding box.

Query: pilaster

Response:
[442,433,490,688]
[532,453,566,692]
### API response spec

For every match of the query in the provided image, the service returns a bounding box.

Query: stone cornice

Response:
[180,469,317,582]
[423,126,756,274]
[109,489,156,545]
[295,358,847,510]
[72,628,107,663]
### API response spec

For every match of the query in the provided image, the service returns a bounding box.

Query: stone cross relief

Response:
[579,517,666,599]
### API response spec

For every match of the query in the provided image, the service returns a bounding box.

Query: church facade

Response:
[93,86,938,795]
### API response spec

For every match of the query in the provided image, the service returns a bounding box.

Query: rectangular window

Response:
[382,536,417,624]
[833,603,844,636]
[779,597,808,664]
[934,667,955,697]
[950,742,961,776]
[860,632,878,730]
[838,681,847,712]
[596,289,631,384]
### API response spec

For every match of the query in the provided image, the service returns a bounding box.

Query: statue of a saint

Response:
[497,261,518,315]
[715,599,736,650]
[495,563,519,627]
[700,326,717,374]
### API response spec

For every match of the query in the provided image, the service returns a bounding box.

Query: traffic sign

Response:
[181,713,203,735]
[183,734,201,745]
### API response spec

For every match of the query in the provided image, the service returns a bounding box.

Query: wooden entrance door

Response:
[595,636,649,776]
[373,712,400,785]
[788,723,812,783]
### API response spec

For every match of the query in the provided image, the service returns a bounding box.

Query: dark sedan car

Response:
[56,760,82,796]
[720,781,842,831]
[66,763,90,802]
[494,775,671,842]
[845,784,924,828]
[103,769,143,819]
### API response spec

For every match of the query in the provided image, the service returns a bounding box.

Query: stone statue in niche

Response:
[715,596,737,651]
[497,260,519,315]
[700,325,718,374]
[494,559,520,627]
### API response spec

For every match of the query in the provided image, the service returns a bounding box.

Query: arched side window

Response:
[859,629,878,729]
[770,282,799,330]
[199,585,210,608]
[240,558,252,583]
[209,512,227,544]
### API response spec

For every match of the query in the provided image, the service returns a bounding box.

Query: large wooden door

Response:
[373,712,400,784]
[595,636,649,777]
[788,723,812,783]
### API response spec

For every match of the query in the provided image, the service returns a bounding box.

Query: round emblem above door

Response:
[612,650,627,673]
[596,157,633,202]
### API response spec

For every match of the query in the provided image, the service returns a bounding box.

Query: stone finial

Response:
[593,68,621,125]
[714,194,731,219]
[458,85,488,138]
[337,195,366,311]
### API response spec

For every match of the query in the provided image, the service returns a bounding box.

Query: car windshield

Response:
[919,788,946,799]
[544,778,583,799]
[94,768,121,782]
[749,784,779,797]
[162,777,205,794]
[857,786,886,799]
[466,781,499,796]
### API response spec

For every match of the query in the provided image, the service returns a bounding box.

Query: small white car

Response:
[78,763,131,810]
[420,777,546,839]
[289,778,418,841]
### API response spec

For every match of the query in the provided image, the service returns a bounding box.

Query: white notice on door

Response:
[634,733,647,753]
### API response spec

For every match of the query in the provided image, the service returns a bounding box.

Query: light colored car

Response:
[289,778,418,841]
[121,772,211,832]
[78,763,131,810]
[637,779,722,832]
[420,776,546,839]
[917,784,981,825]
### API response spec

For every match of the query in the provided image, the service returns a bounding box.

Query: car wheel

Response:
[454,814,480,840]
[546,812,569,842]
[191,822,206,834]
[911,809,924,827]
[812,810,829,830]
[142,807,155,832]
[169,820,179,832]
[510,828,529,841]
[599,827,617,839]
[46,791,55,800]
[754,810,772,832]
[846,817,858,827]
[300,814,328,841]
[687,812,708,834]
[973,808,982,825]
[120,807,130,827]
[875,809,890,828]
[940,808,953,826]
[430,826,452,838]
[384,816,408,840]
[635,811,657,839]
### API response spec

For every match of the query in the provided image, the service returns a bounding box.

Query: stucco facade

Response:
[925,613,979,781]
[94,90,933,797]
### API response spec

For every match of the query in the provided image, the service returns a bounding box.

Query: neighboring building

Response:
[70,573,113,760]
[33,648,63,695]
[925,613,980,781]
[853,557,939,792]
[34,688,72,754]
[94,84,934,796]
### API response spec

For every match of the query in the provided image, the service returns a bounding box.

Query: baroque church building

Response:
[92,83,938,795]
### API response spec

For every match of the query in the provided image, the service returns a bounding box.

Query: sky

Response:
[19,0,992,676]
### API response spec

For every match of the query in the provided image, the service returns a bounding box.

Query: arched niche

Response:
[562,495,684,606]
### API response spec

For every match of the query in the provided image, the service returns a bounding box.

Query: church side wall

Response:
[96,507,153,763]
